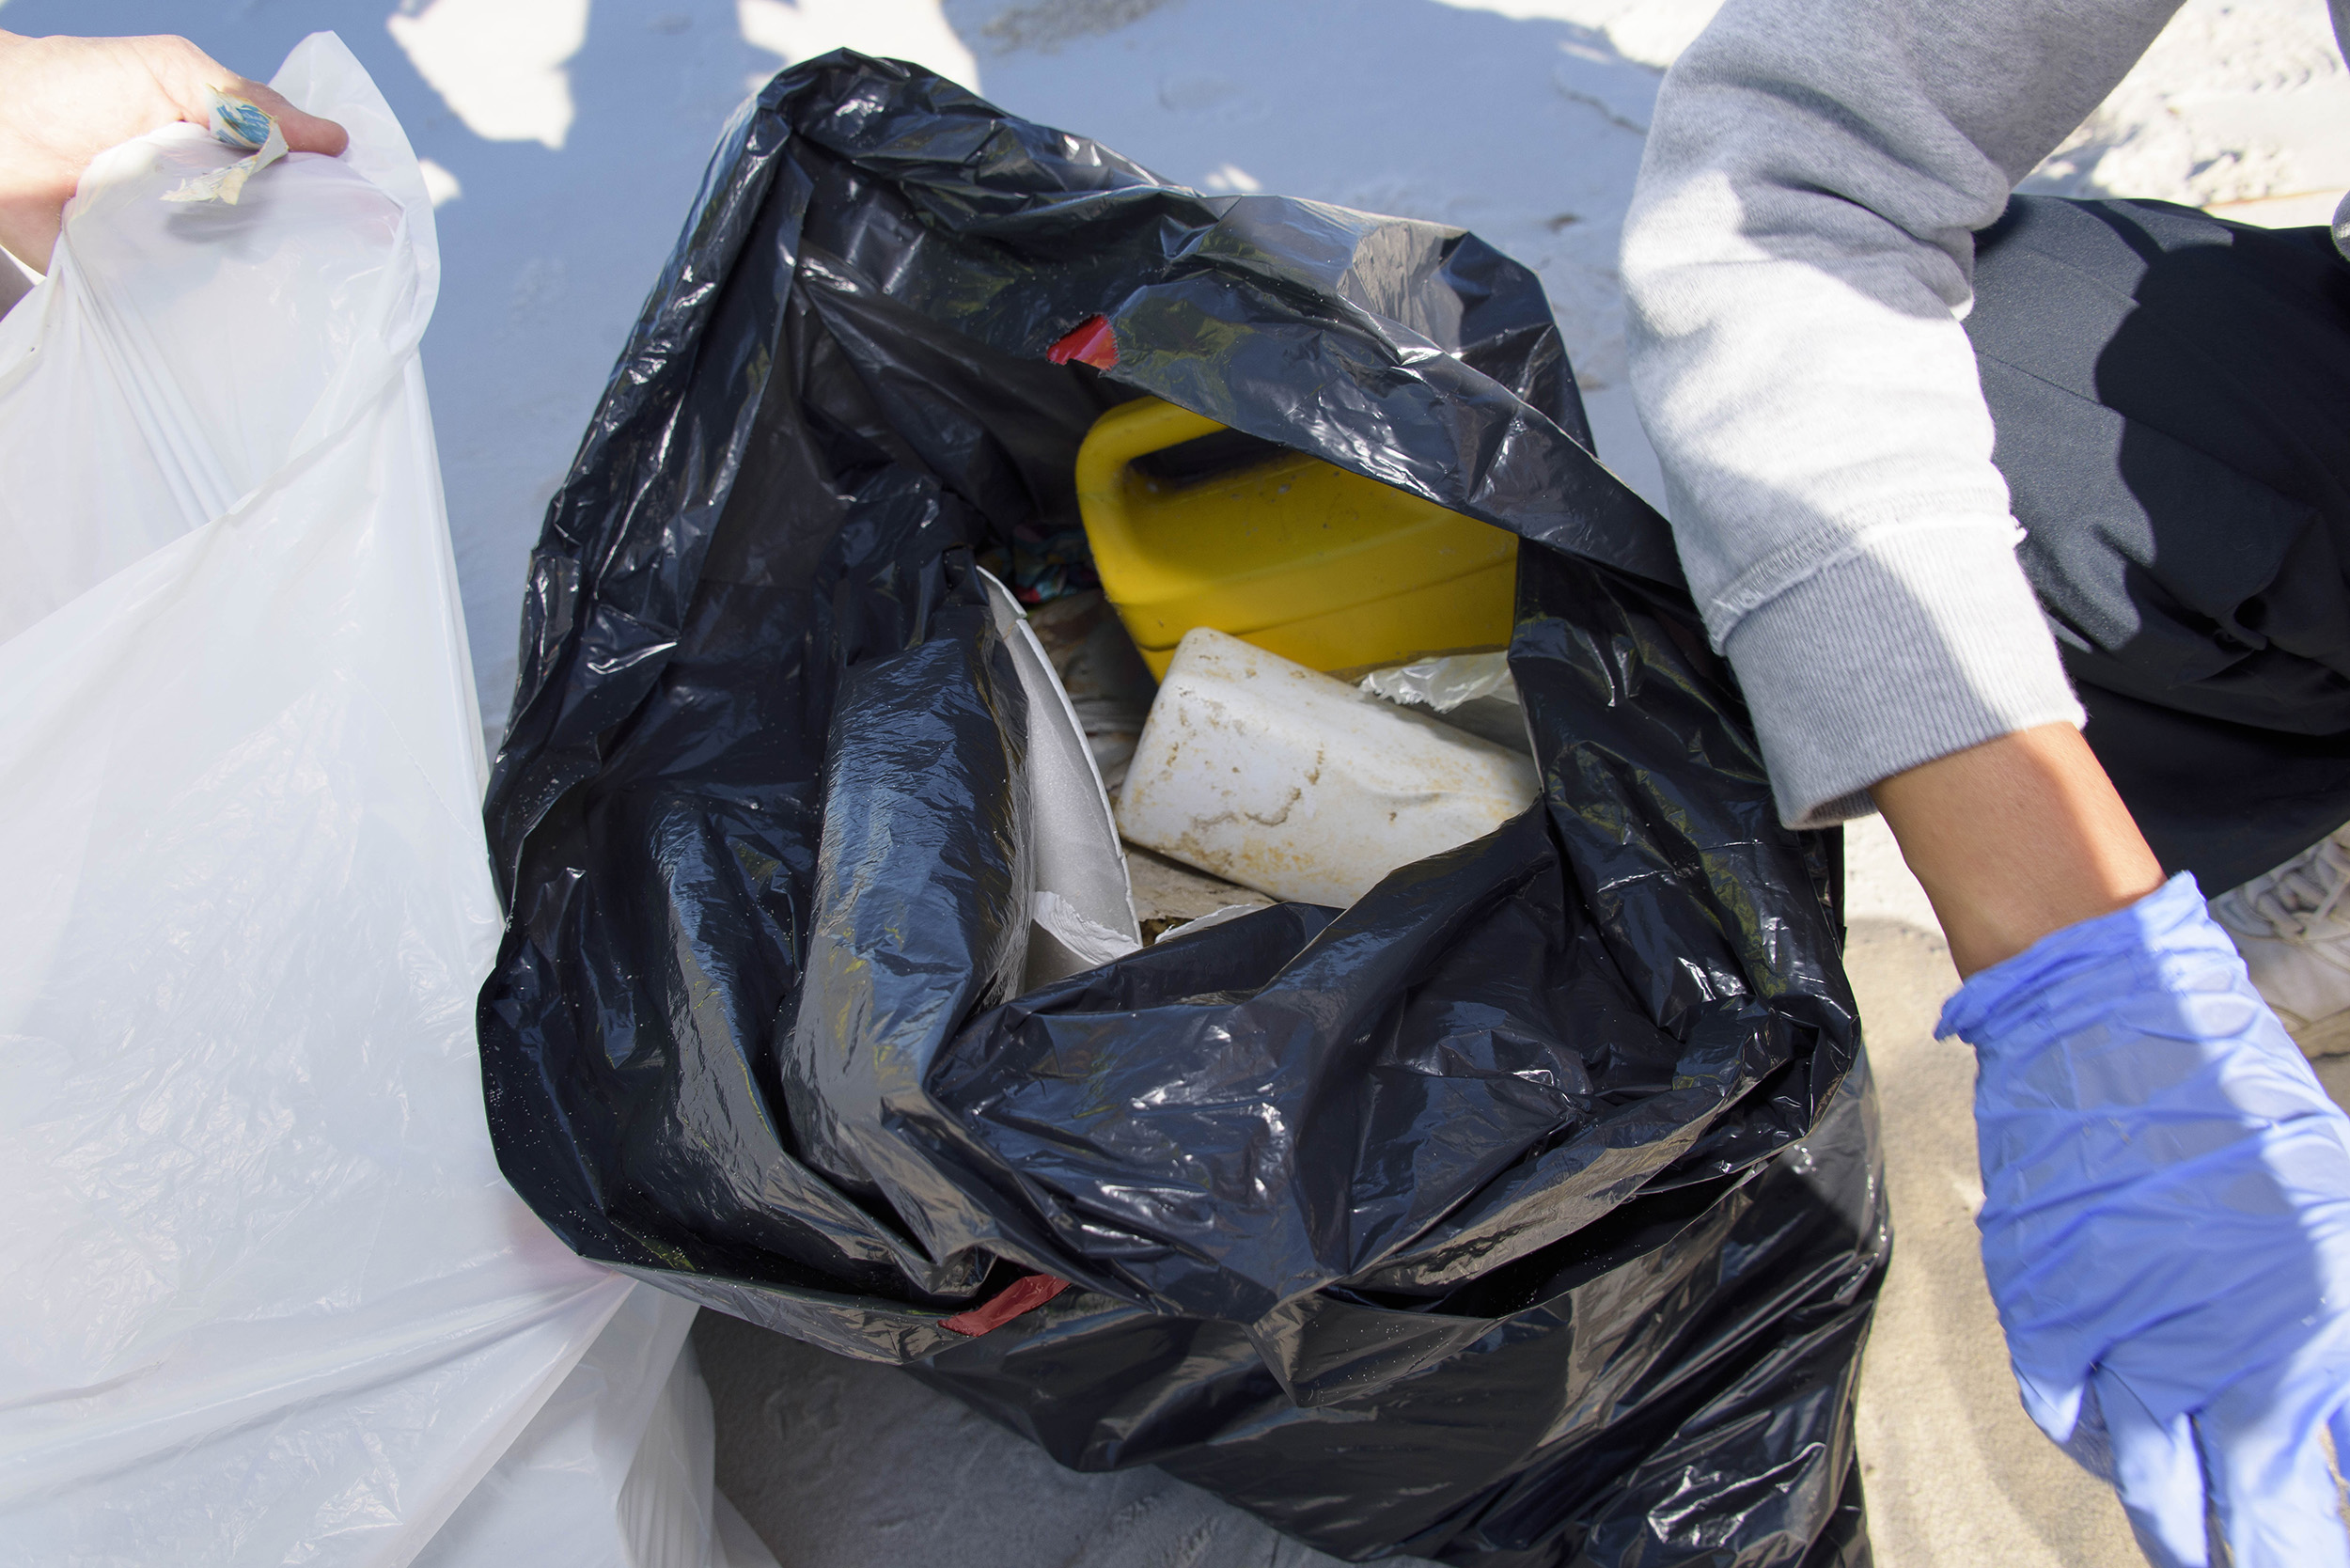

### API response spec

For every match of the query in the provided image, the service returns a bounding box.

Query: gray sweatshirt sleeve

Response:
[1621,0,2185,826]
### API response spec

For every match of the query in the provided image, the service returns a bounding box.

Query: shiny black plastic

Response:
[479,53,1886,1566]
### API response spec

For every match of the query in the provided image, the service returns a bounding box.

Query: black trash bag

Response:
[480,52,1886,1568]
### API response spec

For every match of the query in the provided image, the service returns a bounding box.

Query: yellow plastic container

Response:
[1073,397,1516,678]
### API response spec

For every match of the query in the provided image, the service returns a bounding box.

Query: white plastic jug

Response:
[1115,628,1541,907]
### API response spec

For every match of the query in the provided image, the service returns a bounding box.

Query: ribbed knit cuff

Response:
[1721,521,2085,828]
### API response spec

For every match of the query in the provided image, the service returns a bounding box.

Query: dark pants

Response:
[1969,196,2350,892]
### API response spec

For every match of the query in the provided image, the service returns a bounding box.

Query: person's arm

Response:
[1625,8,2350,1558]
[1622,0,2182,957]
[1621,0,2182,830]
[0,29,348,274]
[1874,724,2163,976]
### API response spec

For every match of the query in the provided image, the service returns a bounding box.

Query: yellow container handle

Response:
[1072,396,1234,572]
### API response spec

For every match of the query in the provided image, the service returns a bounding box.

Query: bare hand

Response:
[0,29,349,272]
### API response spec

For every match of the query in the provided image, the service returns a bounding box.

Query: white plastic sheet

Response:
[417,1285,777,1568]
[979,572,1143,988]
[0,35,757,1568]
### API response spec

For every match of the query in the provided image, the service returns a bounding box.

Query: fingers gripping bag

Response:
[481,53,1887,1568]
[0,35,767,1568]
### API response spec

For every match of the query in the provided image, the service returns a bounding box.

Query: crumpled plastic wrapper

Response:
[1360,651,1532,752]
[163,88,287,206]
[1358,651,1517,712]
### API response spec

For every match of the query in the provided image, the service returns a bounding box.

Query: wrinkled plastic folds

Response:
[417,1285,782,1568]
[480,54,1886,1567]
[1362,651,1518,713]
[0,36,754,1568]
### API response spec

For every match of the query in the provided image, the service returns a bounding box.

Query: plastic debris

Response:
[1360,651,1517,712]
[1025,589,1157,788]
[1124,841,1275,944]
[1117,627,1541,905]
[1075,395,1518,679]
[478,53,1880,1567]
[1362,650,1532,754]
[162,86,289,205]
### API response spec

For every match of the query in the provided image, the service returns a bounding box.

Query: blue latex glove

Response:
[1938,873,2350,1567]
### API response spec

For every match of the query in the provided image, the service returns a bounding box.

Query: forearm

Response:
[1873,723,2165,975]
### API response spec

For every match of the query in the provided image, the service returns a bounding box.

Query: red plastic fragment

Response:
[941,1273,1073,1337]
[1046,315,1118,369]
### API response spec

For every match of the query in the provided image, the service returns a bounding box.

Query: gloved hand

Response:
[1938,873,2350,1567]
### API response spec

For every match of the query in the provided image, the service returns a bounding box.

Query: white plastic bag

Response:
[416,1286,776,1568]
[0,35,759,1568]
